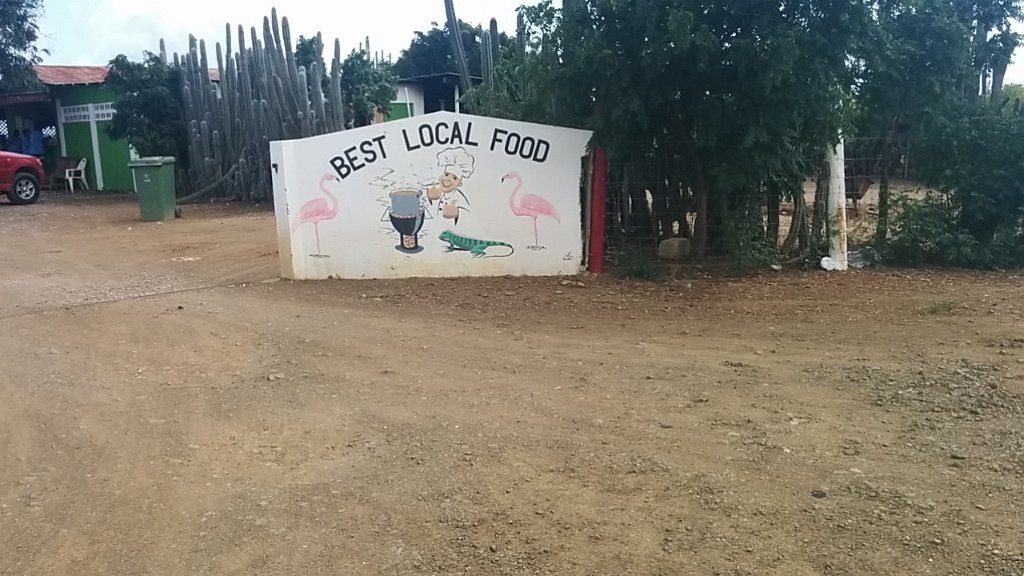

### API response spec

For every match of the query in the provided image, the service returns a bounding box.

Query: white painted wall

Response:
[271,112,592,280]
[393,82,425,116]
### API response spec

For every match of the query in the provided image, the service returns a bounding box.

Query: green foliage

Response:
[915,103,1024,243]
[460,65,525,120]
[886,195,1024,269]
[617,243,660,280]
[394,19,516,81]
[491,0,867,259]
[888,195,980,267]
[854,0,970,134]
[340,50,397,127]
[1001,83,1024,109]
[295,33,327,91]
[852,0,972,244]
[105,53,188,162]
[462,1,591,127]
[721,195,781,272]
[0,0,45,92]
[394,20,488,79]
[964,0,1022,105]
[455,0,1024,270]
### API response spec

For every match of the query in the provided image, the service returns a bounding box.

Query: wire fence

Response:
[598,138,896,271]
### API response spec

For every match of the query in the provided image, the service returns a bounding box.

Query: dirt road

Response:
[1,195,1022,576]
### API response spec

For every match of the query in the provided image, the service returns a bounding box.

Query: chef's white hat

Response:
[437,146,475,180]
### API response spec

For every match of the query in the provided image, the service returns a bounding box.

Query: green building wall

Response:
[54,85,134,192]
[61,122,94,184]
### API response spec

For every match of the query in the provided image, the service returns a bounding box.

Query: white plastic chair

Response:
[66,158,88,193]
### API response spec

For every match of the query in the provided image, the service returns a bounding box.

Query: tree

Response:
[1001,82,1024,106]
[916,104,1024,244]
[394,21,485,79]
[531,0,866,258]
[854,0,972,245]
[957,0,1023,105]
[462,1,592,127]
[105,53,189,163]
[295,33,327,91]
[880,99,1024,269]
[340,50,398,127]
[0,0,45,92]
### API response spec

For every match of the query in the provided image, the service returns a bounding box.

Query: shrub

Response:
[721,194,781,271]
[618,243,660,280]
[887,195,1024,269]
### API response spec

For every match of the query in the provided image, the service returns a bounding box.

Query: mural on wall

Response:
[427,147,474,209]
[291,174,340,258]
[271,112,592,280]
[439,230,515,258]
[383,187,428,254]
[503,171,561,251]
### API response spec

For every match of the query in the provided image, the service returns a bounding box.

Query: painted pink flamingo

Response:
[502,171,560,250]
[291,174,339,257]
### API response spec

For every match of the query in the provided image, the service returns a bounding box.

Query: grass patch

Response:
[924,300,959,315]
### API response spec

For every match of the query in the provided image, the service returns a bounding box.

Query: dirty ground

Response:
[1,195,1022,576]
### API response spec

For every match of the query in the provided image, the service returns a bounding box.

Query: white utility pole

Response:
[823,138,849,271]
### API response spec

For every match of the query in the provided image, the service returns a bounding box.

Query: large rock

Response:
[658,238,692,261]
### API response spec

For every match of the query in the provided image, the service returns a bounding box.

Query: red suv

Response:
[0,151,44,205]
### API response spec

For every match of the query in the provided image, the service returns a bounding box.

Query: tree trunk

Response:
[874,133,893,246]
[970,17,987,104]
[618,165,630,240]
[627,180,650,240]
[811,169,828,243]
[767,182,780,247]
[652,146,678,240]
[991,55,1009,107]
[675,178,691,238]
[782,188,807,255]
[706,188,728,255]
[652,179,672,241]
[693,175,708,258]
[627,155,656,242]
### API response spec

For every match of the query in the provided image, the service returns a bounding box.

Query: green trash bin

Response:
[129,157,177,222]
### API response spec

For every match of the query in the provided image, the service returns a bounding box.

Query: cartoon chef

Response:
[427,147,473,224]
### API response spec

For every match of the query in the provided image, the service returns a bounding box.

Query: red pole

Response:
[588,147,608,274]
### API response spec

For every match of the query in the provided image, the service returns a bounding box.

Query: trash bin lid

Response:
[128,156,176,167]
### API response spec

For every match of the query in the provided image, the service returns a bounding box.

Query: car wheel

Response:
[7,172,41,205]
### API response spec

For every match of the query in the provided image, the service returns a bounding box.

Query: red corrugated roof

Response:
[34,65,109,85]
[33,65,221,86]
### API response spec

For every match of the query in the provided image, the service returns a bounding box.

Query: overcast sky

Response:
[36,0,533,66]
[36,0,1024,85]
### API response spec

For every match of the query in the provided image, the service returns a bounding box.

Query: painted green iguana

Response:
[438,230,515,258]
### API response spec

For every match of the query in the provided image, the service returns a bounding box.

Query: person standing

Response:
[27,127,45,158]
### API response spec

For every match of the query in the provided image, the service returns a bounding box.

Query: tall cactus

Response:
[517,12,527,59]
[168,8,354,203]
[443,0,472,94]
[489,18,501,69]
[481,30,494,87]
